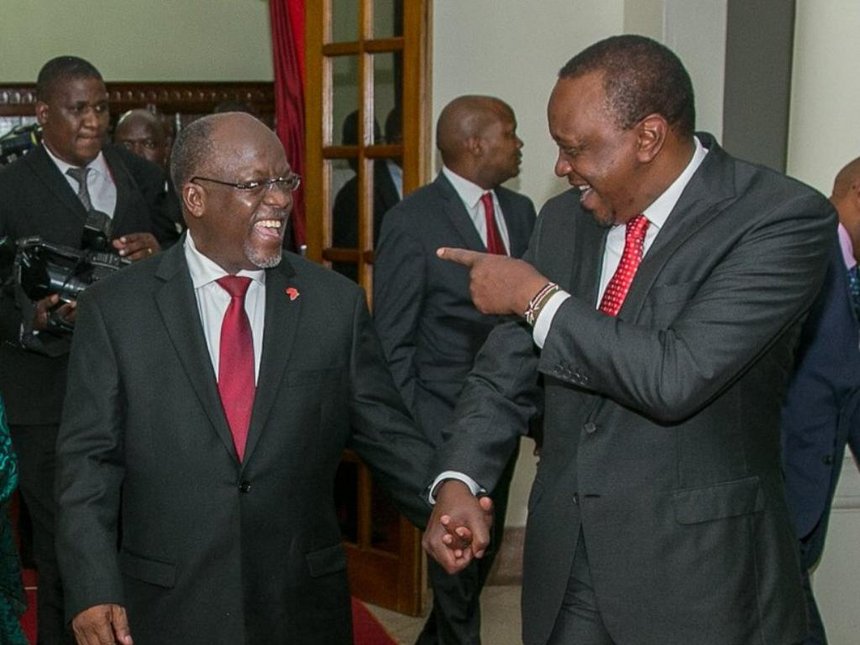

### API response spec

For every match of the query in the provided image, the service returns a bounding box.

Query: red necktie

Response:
[480,192,507,255]
[598,214,650,316]
[216,276,255,461]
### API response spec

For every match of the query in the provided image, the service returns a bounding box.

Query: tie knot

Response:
[217,275,252,299]
[66,166,90,184]
[480,192,494,210]
[626,214,649,242]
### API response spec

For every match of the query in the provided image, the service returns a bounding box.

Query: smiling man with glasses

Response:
[53,111,479,645]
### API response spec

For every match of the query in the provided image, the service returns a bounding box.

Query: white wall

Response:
[787,0,860,194]
[0,0,272,82]
[432,0,626,214]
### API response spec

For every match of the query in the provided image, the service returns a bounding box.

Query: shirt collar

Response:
[838,222,857,270]
[43,143,110,179]
[641,135,708,231]
[442,165,490,209]
[184,230,266,289]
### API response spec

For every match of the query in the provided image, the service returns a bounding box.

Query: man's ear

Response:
[635,114,667,163]
[850,179,860,212]
[466,135,483,158]
[182,183,206,220]
[35,101,49,126]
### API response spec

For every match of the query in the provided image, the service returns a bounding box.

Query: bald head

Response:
[173,111,291,273]
[115,109,169,168]
[832,157,860,261]
[832,157,860,201]
[171,112,281,191]
[436,95,522,189]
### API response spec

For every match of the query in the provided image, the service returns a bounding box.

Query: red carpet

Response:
[351,597,398,645]
[21,570,395,645]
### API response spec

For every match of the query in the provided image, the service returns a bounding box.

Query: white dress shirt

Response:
[184,232,266,382]
[442,165,512,253]
[44,144,118,217]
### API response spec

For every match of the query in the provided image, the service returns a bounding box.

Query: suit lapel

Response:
[434,174,486,252]
[496,190,529,257]
[26,146,88,222]
[569,209,608,307]
[154,242,238,460]
[102,146,134,232]
[619,137,737,320]
[241,258,302,465]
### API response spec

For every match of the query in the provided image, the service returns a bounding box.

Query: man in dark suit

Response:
[374,95,535,644]
[0,56,167,645]
[331,109,402,281]
[114,108,185,242]
[423,35,835,645]
[54,112,450,644]
[780,159,860,644]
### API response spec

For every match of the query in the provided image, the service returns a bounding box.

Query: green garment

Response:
[0,396,26,645]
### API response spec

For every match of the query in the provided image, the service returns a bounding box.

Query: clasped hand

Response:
[422,480,494,574]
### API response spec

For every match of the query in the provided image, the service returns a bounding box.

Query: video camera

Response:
[0,123,41,165]
[10,237,129,332]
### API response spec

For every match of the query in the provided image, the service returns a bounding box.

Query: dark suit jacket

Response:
[780,240,860,565]
[373,172,536,441]
[331,161,401,280]
[0,144,166,425]
[55,240,432,644]
[432,134,836,645]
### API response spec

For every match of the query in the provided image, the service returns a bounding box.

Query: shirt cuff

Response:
[532,291,571,348]
[428,471,485,504]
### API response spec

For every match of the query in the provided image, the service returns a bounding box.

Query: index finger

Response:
[436,247,483,267]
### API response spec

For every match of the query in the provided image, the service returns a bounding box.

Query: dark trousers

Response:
[417,446,519,645]
[10,423,74,645]
[546,529,614,645]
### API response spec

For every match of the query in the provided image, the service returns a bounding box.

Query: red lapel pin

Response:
[285,287,300,301]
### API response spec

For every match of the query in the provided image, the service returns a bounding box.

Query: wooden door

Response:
[304,0,431,615]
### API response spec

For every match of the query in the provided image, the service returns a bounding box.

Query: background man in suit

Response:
[114,108,185,241]
[423,35,835,645]
[113,109,171,169]
[54,112,454,644]
[0,55,167,645]
[781,158,860,644]
[830,157,860,320]
[374,94,535,644]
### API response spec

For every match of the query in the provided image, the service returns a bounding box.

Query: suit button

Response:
[238,480,252,493]
[822,455,834,466]
[573,493,579,505]
[583,422,597,434]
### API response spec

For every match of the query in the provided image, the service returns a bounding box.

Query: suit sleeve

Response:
[430,316,542,492]
[55,289,126,619]
[346,287,433,528]
[372,210,425,414]
[540,192,836,422]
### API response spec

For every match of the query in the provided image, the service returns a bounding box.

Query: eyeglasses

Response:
[190,173,301,194]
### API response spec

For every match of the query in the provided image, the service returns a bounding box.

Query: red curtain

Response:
[269,0,306,250]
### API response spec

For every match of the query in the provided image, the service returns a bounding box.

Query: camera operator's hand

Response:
[33,294,77,331]
[113,232,160,262]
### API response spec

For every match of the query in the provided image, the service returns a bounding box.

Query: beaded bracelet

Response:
[524,282,560,327]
